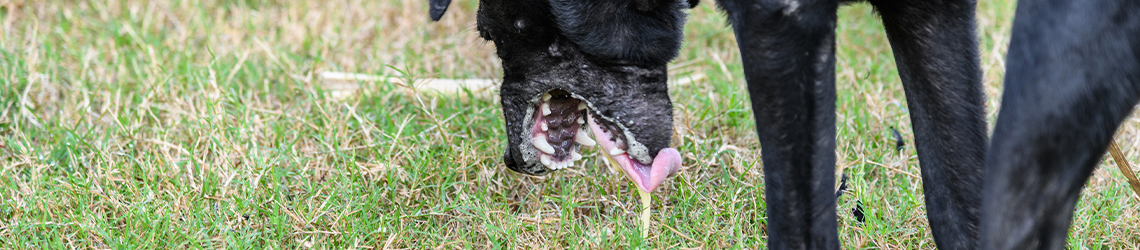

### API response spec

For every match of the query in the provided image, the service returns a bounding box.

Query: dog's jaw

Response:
[513,89,682,192]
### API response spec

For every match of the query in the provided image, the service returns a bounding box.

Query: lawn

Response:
[1,0,1138,248]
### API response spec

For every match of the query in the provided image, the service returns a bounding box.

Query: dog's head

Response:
[431,0,697,192]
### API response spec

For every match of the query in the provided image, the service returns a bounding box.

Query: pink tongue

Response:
[587,115,682,192]
[635,148,682,192]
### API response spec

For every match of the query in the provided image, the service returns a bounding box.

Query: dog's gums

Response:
[529,90,589,170]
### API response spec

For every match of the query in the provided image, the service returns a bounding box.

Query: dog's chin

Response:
[506,89,681,192]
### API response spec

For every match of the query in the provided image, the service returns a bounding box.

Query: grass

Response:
[1,0,1138,248]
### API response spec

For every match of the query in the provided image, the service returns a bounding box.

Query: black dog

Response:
[430,0,983,248]
[430,0,1140,249]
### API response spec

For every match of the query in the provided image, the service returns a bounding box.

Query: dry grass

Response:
[0,0,1137,248]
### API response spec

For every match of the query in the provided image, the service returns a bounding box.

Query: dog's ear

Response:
[429,0,452,21]
[687,0,699,8]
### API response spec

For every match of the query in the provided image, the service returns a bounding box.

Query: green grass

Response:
[2,0,1138,248]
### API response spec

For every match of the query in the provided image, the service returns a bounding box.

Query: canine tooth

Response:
[609,147,626,156]
[540,154,553,167]
[577,117,585,124]
[577,102,586,110]
[533,136,556,154]
[543,93,551,101]
[571,151,583,161]
[575,132,596,146]
[541,123,548,131]
[542,103,552,116]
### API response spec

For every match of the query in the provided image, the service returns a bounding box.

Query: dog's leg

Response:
[982,0,1140,249]
[717,0,840,248]
[869,0,987,249]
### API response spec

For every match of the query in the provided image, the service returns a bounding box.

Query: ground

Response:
[1,0,1138,248]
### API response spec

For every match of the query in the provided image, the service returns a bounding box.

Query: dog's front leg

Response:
[871,1,987,249]
[982,0,1140,249]
[718,0,841,249]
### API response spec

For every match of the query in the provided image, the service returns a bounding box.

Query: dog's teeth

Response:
[575,132,596,146]
[540,154,553,167]
[533,136,556,154]
[571,151,583,161]
[541,123,548,131]
[543,93,552,102]
[577,102,586,110]
[609,147,625,156]
[542,103,552,116]
[577,116,585,124]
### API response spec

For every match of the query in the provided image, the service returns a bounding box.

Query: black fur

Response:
[981,0,1140,249]
[549,0,687,65]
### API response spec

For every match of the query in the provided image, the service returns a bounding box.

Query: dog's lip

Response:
[586,112,681,193]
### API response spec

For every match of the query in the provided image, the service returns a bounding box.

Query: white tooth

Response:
[575,132,596,146]
[609,147,625,156]
[577,102,586,110]
[571,151,583,161]
[542,103,552,116]
[577,116,585,124]
[541,123,548,131]
[543,93,552,101]
[533,136,556,154]
[540,154,553,167]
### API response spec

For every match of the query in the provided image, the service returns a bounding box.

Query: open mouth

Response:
[530,90,682,192]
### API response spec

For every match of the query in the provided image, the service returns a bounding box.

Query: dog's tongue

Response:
[630,148,682,192]
[588,115,681,192]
